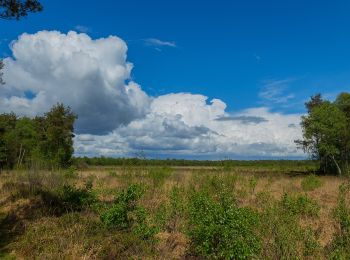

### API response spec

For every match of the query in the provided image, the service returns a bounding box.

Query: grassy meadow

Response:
[0,162,350,259]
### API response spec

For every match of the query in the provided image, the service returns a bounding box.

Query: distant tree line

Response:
[297,92,350,175]
[0,103,77,170]
[73,156,317,168]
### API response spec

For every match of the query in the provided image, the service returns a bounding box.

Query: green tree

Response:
[0,113,17,170]
[335,92,350,172]
[297,94,349,175]
[0,0,42,20]
[38,103,77,168]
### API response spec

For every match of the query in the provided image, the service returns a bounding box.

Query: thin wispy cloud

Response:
[144,38,177,48]
[259,79,296,104]
[254,54,262,62]
[74,25,90,33]
[215,115,268,124]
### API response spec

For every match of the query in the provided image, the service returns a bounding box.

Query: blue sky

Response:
[0,0,349,158]
[1,0,349,112]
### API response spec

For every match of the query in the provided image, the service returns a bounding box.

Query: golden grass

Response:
[0,166,349,259]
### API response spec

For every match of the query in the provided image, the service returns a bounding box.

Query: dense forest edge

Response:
[1,92,350,176]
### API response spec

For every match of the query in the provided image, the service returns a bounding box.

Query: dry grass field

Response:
[0,165,349,259]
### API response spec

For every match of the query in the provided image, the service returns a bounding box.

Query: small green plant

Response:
[303,228,321,257]
[63,166,78,179]
[100,184,143,229]
[329,183,350,259]
[108,171,118,177]
[260,195,321,259]
[301,174,323,191]
[249,175,258,193]
[281,193,320,217]
[148,167,172,188]
[100,184,157,239]
[187,189,261,259]
[59,182,97,211]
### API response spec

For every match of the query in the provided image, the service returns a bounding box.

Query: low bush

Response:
[301,174,323,191]
[148,167,172,188]
[187,189,261,259]
[59,182,97,211]
[280,193,320,217]
[260,197,321,259]
[328,183,350,259]
[63,166,78,179]
[100,184,157,239]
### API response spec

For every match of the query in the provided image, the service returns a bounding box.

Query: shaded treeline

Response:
[74,156,317,168]
[0,103,76,170]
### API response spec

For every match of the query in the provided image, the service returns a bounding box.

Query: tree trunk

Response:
[330,155,342,176]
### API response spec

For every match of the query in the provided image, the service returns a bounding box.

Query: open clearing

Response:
[1,165,349,259]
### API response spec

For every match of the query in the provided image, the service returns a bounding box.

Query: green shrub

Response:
[100,203,130,229]
[100,184,143,228]
[303,228,321,257]
[281,193,320,217]
[100,184,157,239]
[63,166,78,179]
[59,182,97,211]
[187,190,261,259]
[132,207,159,240]
[329,183,350,259]
[248,176,258,192]
[148,167,172,187]
[257,191,323,259]
[155,186,186,232]
[301,174,323,191]
[108,171,118,177]
[260,197,321,259]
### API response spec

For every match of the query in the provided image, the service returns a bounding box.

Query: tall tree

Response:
[0,0,42,20]
[39,104,77,168]
[297,93,350,175]
[0,113,17,170]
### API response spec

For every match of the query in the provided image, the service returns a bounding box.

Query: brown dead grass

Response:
[0,166,348,259]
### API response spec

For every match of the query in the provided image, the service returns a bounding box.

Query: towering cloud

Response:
[2,31,150,134]
[1,30,304,158]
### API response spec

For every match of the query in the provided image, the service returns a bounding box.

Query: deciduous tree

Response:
[297,93,350,175]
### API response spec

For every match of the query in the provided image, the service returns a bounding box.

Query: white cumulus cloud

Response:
[1,30,150,134]
[1,30,304,158]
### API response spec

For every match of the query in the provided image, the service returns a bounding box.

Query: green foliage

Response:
[37,103,77,168]
[0,104,76,170]
[329,183,350,259]
[108,171,118,177]
[100,184,143,229]
[148,167,172,187]
[187,189,261,259]
[301,174,323,191]
[0,0,43,20]
[260,195,321,259]
[155,186,186,232]
[248,175,258,192]
[74,156,318,169]
[100,184,157,239]
[59,182,97,211]
[298,93,350,175]
[132,206,159,240]
[280,193,320,217]
[63,166,78,179]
